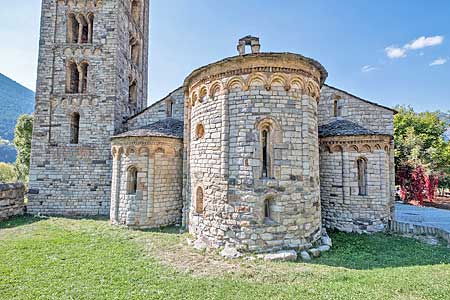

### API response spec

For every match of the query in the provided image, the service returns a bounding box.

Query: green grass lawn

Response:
[1,216,450,300]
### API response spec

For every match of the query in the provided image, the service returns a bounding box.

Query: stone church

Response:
[28,0,395,252]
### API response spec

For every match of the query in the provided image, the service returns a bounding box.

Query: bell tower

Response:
[28,0,150,215]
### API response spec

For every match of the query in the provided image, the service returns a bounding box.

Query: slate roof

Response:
[112,118,184,139]
[318,119,386,137]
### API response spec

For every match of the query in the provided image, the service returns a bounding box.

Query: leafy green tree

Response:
[13,114,33,182]
[0,162,17,183]
[394,106,447,169]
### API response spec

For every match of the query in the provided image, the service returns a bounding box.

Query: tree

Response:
[411,165,426,205]
[0,162,17,183]
[425,174,439,202]
[13,114,33,182]
[394,106,447,169]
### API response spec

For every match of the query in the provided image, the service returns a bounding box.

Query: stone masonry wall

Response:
[319,136,393,233]
[111,136,183,228]
[319,85,394,135]
[28,0,149,216]
[318,84,396,229]
[0,183,25,221]
[126,87,185,130]
[184,52,326,252]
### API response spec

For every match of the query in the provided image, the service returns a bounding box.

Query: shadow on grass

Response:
[311,231,450,270]
[0,214,46,229]
[0,214,111,229]
[135,225,183,235]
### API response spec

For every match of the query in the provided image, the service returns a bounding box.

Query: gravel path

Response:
[395,203,450,233]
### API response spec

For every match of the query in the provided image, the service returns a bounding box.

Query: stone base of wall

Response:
[389,220,450,245]
[0,183,25,221]
[323,218,389,234]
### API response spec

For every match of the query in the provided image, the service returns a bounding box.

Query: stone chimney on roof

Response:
[237,36,261,55]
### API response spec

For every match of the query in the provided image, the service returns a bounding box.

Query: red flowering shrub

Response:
[425,174,439,202]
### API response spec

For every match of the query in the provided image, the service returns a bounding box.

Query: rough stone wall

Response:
[125,87,185,130]
[0,183,25,221]
[184,52,326,252]
[319,85,394,135]
[111,136,183,228]
[28,0,149,216]
[318,85,396,228]
[319,136,393,233]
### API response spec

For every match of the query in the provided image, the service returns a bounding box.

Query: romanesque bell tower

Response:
[28,0,150,215]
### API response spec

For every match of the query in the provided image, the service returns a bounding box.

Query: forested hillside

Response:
[0,73,35,162]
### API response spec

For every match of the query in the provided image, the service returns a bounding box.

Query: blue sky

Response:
[0,0,449,112]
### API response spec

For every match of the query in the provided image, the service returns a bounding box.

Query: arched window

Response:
[333,96,343,117]
[130,40,140,65]
[195,186,204,214]
[261,126,271,178]
[66,61,79,93]
[67,13,79,43]
[67,13,93,44]
[70,112,80,144]
[87,14,94,43]
[166,98,173,117]
[127,166,138,195]
[79,62,89,93]
[195,123,205,140]
[264,198,272,219]
[129,80,137,103]
[78,15,89,43]
[357,158,368,196]
[131,0,141,25]
[256,118,282,179]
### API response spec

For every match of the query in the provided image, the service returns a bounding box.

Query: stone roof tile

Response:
[318,119,386,137]
[112,118,183,139]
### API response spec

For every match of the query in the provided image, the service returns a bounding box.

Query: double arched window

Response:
[66,61,89,94]
[127,166,138,195]
[67,13,94,44]
[357,158,368,196]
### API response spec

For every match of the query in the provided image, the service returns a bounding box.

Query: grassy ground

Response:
[1,216,450,300]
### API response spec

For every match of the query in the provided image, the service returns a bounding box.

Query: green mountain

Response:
[0,73,35,162]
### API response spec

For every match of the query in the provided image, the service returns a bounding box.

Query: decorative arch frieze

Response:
[209,81,223,98]
[63,0,102,9]
[186,71,322,109]
[319,135,392,153]
[226,76,247,92]
[246,72,268,89]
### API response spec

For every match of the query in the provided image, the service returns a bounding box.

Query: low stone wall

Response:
[0,183,25,221]
[389,220,450,245]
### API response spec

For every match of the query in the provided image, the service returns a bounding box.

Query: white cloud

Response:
[429,57,447,66]
[385,35,444,59]
[361,65,378,73]
[385,46,407,59]
[405,36,444,50]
